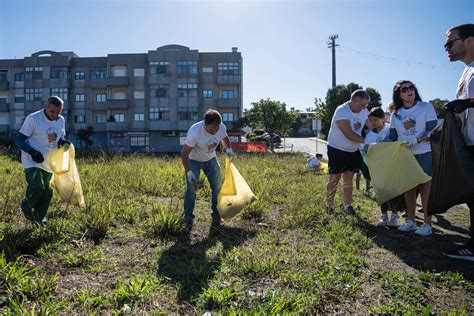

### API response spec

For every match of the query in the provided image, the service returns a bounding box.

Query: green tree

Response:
[314,83,382,138]
[430,98,449,118]
[244,98,295,151]
[77,126,94,149]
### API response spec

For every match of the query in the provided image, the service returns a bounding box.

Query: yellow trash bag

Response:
[320,162,329,174]
[49,143,86,208]
[367,141,431,205]
[217,157,257,220]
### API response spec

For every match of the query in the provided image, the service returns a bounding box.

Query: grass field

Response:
[0,152,472,314]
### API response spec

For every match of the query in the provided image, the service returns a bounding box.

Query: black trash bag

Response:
[428,110,474,215]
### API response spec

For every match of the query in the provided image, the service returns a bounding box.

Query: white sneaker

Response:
[398,220,417,232]
[415,224,432,236]
[378,214,388,226]
[388,213,400,227]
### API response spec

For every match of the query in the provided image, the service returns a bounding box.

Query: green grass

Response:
[0,153,473,314]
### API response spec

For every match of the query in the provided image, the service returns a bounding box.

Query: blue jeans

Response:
[184,157,222,221]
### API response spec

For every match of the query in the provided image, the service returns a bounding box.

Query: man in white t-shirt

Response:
[181,109,234,232]
[326,89,371,215]
[15,96,70,225]
[442,23,474,261]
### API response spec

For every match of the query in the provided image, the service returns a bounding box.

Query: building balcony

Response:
[177,97,198,107]
[90,78,107,88]
[106,122,130,131]
[217,75,241,85]
[0,81,9,90]
[107,76,129,86]
[0,125,9,133]
[91,123,107,132]
[90,102,108,110]
[148,74,171,84]
[149,97,170,107]
[149,120,172,131]
[0,103,9,112]
[217,98,240,108]
[108,99,129,109]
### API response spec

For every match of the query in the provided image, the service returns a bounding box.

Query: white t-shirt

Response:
[456,61,474,146]
[389,101,437,155]
[306,157,321,171]
[328,102,369,152]
[360,124,390,150]
[19,109,65,172]
[185,121,228,162]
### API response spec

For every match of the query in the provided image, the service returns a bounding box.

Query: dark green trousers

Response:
[21,167,53,224]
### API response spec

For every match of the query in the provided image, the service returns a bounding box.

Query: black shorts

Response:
[327,145,363,174]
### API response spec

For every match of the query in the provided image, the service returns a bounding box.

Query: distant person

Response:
[181,109,234,233]
[15,96,70,226]
[442,23,474,260]
[326,89,371,215]
[388,81,437,236]
[306,153,324,173]
[362,107,403,226]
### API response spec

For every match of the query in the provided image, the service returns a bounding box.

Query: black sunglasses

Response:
[444,37,466,49]
[400,85,415,93]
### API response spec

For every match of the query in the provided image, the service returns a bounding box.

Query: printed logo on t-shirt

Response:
[207,138,219,153]
[353,119,362,131]
[402,115,417,135]
[46,127,58,148]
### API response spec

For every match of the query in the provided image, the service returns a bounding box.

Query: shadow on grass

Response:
[357,213,474,281]
[157,225,256,303]
[0,225,57,261]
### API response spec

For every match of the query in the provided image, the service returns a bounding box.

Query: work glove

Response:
[57,139,72,148]
[360,144,369,152]
[226,148,234,160]
[28,149,44,163]
[444,99,473,114]
[402,138,418,148]
[186,170,197,184]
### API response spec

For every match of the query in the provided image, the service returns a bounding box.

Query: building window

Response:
[203,90,213,98]
[26,67,43,80]
[91,69,107,79]
[15,73,25,81]
[113,114,125,122]
[0,97,7,104]
[96,93,106,102]
[0,74,6,82]
[149,107,169,120]
[75,94,85,102]
[134,68,145,77]
[25,88,43,101]
[96,114,107,123]
[134,113,144,121]
[134,91,145,99]
[51,88,68,101]
[222,112,235,122]
[15,116,24,125]
[112,66,127,77]
[150,61,169,75]
[75,115,85,124]
[112,91,127,100]
[130,134,149,147]
[177,61,198,74]
[50,68,68,79]
[221,90,235,99]
[75,72,85,80]
[218,62,240,75]
[15,95,25,103]
[150,84,168,98]
[177,107,198,121]
[177,83,198,97]
[202,67,213,74]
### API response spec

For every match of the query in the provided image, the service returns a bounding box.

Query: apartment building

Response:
[0,45,242,152]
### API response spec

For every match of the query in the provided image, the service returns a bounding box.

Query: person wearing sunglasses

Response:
[388,81,438,236]
[442,23,474,261]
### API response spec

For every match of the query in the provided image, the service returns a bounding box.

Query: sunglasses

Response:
[400,85,415,93]
[444,37,465,49]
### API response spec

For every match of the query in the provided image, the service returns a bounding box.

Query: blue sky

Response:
[1,0,472,110]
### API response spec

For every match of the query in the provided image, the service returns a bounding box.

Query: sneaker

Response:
[378,213,388,226]
[443,243,474,261]
[344,205,356,216]
[398,220,417,232]
[415,223,432,236]
[388,213,400,227]
[209,216,223,236]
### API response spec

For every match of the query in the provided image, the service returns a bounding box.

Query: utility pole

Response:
[327,34,339,88]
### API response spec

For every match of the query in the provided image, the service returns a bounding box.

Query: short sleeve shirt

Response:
[185,121,228,162]
[328,102,369,152]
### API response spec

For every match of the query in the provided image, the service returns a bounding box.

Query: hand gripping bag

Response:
[49,143,86,208]
[367,141,431,205]
[217,157,257,220]
[428,111,474,215]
